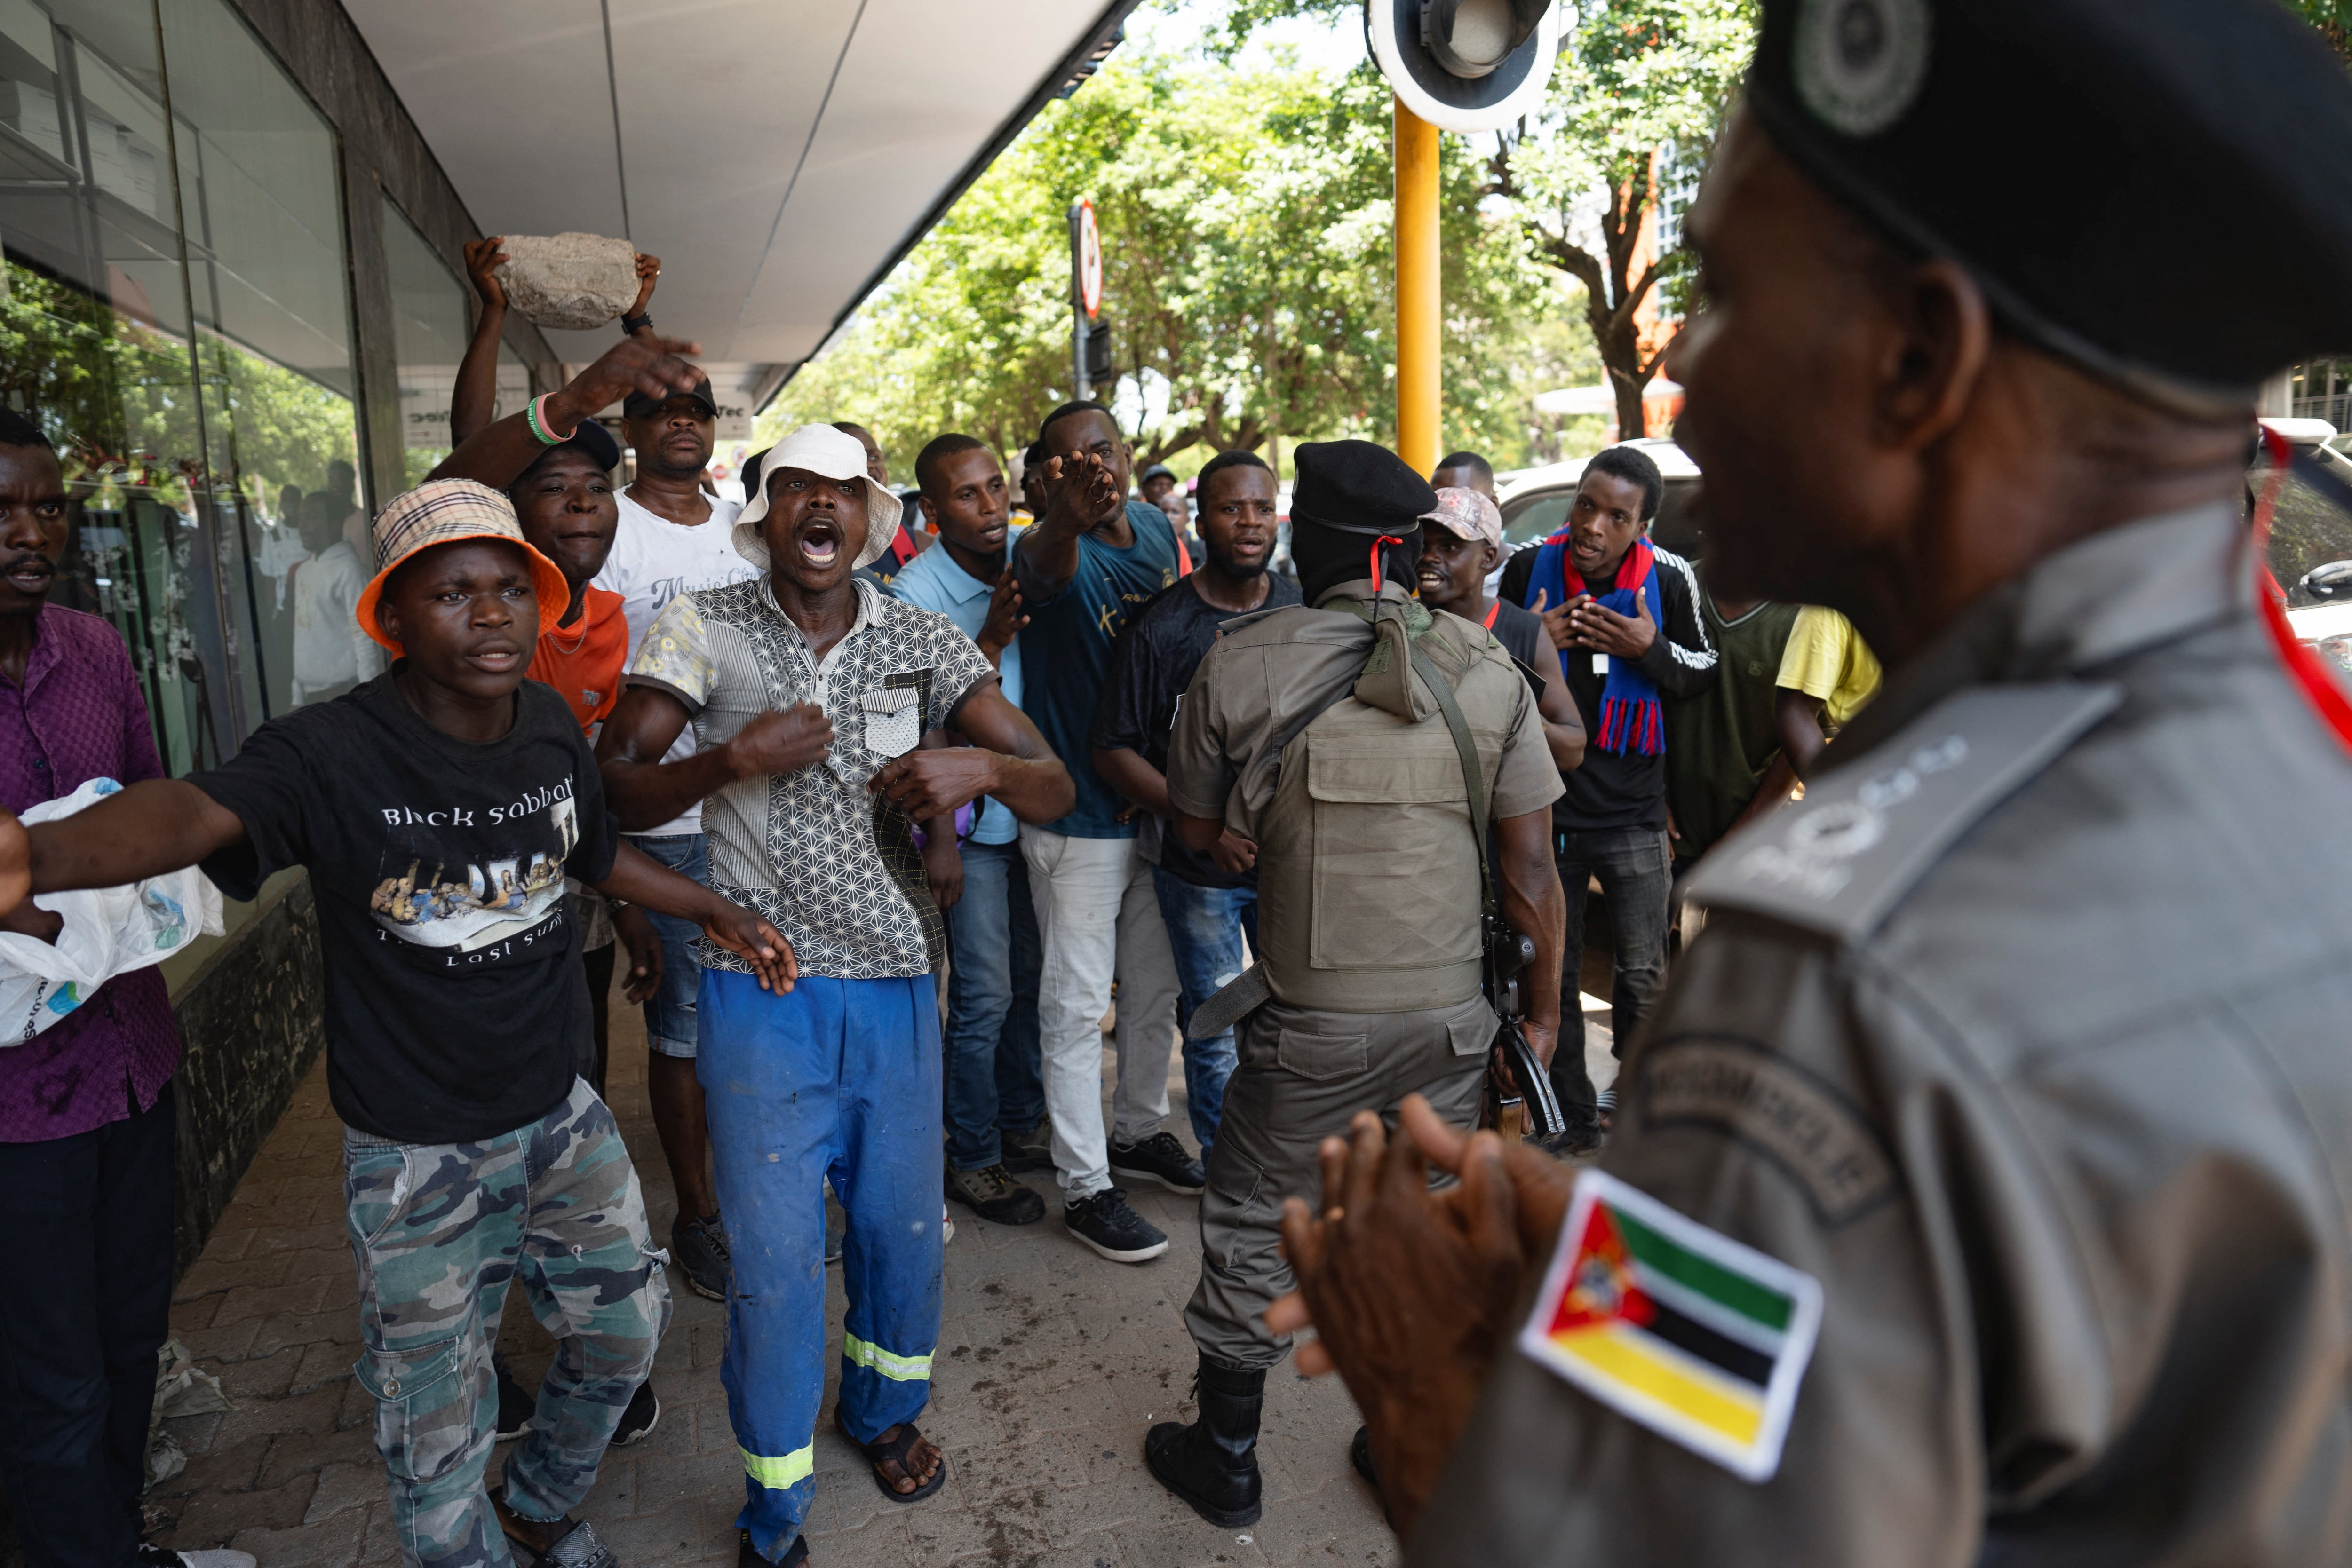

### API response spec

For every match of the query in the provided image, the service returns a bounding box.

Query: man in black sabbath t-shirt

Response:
[0,478,794,1568]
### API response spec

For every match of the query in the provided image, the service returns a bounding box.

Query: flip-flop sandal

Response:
[490,1490,615,1568]
[834,1414,950,1503]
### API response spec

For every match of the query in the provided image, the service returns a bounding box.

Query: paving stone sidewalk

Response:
[146,979,1620,1568]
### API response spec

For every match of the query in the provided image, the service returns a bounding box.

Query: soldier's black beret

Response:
[1289,440,1438,537]
[1749,0,2352,406]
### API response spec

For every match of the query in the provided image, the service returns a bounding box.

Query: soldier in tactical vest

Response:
[1140,439,1568,1527]
[1254,1,2352,1563]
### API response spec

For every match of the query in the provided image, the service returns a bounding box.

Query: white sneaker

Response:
[942,1200,956,1245]
[141,1547,258,1568]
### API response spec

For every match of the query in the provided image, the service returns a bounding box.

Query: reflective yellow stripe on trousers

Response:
[842,1333,933,1382]
[740,1443,814,1491]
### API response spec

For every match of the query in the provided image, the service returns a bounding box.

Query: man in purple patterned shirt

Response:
[0,412,247,1568]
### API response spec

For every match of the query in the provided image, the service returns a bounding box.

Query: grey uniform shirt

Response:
[1414,503,2352,1567]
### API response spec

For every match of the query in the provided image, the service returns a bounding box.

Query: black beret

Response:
[1289,439,1438,537]
[1748,0,2352,404]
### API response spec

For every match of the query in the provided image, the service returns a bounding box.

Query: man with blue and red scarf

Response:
[1503,443,1716,1152]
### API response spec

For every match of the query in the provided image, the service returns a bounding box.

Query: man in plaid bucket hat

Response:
[0,476,799,1568]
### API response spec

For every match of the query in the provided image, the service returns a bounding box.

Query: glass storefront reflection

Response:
[387,197,527,490]
[0,0,366,772]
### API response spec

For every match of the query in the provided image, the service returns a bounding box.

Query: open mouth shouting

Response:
[795,514,844,570]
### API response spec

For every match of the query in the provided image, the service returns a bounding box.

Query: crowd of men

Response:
[8,0,2352,1566]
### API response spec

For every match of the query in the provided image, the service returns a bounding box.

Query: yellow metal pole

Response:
[1394,95,1441,475]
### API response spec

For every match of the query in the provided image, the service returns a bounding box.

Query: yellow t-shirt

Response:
[1776,606,1883,730]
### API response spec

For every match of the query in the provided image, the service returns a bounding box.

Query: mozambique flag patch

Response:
[1518,1169,1822,1481]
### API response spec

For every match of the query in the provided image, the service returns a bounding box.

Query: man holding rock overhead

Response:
[1265,0,2352,1563]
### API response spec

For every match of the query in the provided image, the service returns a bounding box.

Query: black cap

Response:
[1748,0,2352,405]
[1289,440,1438,537]
[621,379,718,420]
[517,416,620,477]
[1138,463,1176,484]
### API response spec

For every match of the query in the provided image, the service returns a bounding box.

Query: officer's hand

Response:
[1209,829,1257,876]
[1268,1103,1527,1541]
[724,703,834,778]
[1520,1019,1558,1070]
[1567,591,1656,659]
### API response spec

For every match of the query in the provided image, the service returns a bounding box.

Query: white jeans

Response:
[1018,826,1182,1198]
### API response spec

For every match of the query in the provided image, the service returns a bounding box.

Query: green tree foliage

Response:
[768,40,1585,475]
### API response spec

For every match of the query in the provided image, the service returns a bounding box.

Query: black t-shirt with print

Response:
[190,672,621,1144]
[1090,572,1301,888]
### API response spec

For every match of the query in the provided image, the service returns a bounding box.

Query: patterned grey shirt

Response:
[629,576,996,978]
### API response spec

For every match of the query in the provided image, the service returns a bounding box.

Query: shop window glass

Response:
[385,200,529,489]
[157,0,366,718]
[0,0,230,770]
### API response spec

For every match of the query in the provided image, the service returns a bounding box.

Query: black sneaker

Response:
[609,1378,660,1447]
[825,1187,845,1265]
[1110,1132,1206,1195]
[1001,1115,1053,1173]
[946,1163,1046,1225]
[672,1213,730,1301]
[1064,1187,1168,1263]
[494,1355,535,1441]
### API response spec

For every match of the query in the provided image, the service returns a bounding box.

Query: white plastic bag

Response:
[0,777,223,1045]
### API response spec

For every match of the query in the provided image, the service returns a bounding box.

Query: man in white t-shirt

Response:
[592,382,757,1301]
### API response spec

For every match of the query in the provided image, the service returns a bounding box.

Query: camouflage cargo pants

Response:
[343,1077,672,1568]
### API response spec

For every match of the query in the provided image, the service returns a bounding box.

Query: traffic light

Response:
[1367,0,1561,133]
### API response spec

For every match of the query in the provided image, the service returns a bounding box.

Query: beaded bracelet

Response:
[524,393,565,446]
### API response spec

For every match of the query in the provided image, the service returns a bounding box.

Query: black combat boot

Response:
[1144,1354,1266,1527]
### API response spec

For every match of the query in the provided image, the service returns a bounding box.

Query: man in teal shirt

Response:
[1011,400,1192,1265]
[887,436,1047,1227]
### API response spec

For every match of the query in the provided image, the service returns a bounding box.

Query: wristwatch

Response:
[620,311,653,336]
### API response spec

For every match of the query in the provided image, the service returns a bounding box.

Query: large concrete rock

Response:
[493,232,637,331]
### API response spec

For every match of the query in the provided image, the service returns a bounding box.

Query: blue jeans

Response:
[629,833,707,1058]
[1152,867,1256,1157]
[699,971,942,1563]
[941,839,1044,1171]
[1549,825,1674,1135]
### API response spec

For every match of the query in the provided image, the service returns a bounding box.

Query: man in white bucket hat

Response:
[596,423,1075,1567]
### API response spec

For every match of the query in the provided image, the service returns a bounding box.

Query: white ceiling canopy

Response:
[339,0,1135,405]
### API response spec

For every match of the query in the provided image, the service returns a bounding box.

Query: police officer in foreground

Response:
[1261,0,2352,1562]
[1141,440,1568,1526]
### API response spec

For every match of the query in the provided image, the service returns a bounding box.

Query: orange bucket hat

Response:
[354,478,572,655]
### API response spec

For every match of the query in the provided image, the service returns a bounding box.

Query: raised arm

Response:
[450,237,509,445]
[867,681,1073,825]
[595,685,836,833]
[7,780,247,903]
[1013,451,1121,602]
[429,333,709,491]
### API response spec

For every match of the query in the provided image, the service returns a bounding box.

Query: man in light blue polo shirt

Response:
[889,435,1047,1226]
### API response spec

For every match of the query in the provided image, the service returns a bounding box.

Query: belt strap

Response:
[1407,640,1494,919]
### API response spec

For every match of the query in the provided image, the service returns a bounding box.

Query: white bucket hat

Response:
[734,423,902,571]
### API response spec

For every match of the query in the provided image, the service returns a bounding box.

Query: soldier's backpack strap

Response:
[1684,680,2122,943]
[1406,640,1496,919]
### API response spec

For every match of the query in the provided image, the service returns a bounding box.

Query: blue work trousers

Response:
[1151,867,1256,1158]
[940,839,1044,1171]
[699,970,945,1564]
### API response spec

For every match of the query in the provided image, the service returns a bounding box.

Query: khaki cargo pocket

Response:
[1444,996,1498,1057]
[1275,1026,1369,1081]
[353,1334,475,1484]
[1304,731,1483,974]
